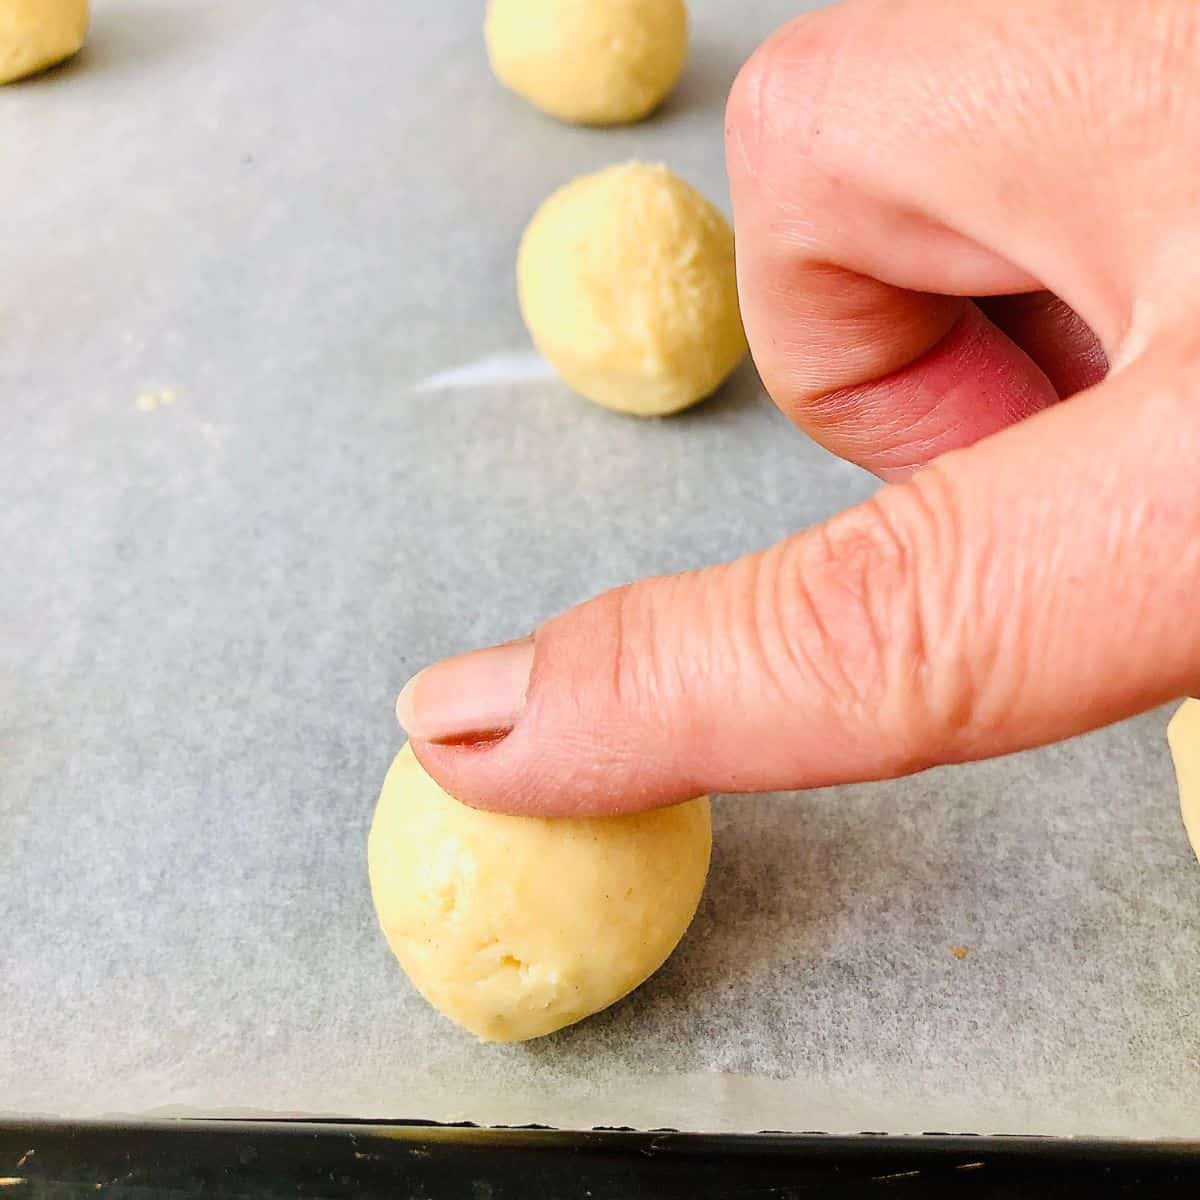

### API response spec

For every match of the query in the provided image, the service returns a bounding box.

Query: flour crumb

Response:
[135,387,179,412]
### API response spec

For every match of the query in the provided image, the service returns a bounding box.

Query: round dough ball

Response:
[518,162,748,417]
[1168,699,1200,863]
[484,0,687,126]
[368,744,711,1042]
[0,0,88,85]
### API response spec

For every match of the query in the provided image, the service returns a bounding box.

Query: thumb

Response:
[399,341,1200,816]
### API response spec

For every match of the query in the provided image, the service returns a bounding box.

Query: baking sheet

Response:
[2,0,1197,1136]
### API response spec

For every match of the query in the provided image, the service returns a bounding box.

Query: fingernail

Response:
[395,637,534,743]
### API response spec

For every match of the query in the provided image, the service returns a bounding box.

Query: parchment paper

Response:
[2,0,1197,1137]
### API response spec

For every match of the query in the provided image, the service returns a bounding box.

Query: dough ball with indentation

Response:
[0,0,88,84]
[368,744,711,1042]
[518,162,747,417]
[484,0,687,126]
[1169,699,1200,863]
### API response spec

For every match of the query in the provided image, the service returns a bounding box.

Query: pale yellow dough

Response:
[484,0,687,126]
[1168,699,1200,863]
[0,0,88,84]
[518,162,748,417]
[368,745,712,1042]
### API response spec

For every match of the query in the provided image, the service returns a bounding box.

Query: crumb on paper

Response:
[952,946,969,960]
[135,387,179,412]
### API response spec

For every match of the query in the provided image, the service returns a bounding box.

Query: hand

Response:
[397,0,1200,815]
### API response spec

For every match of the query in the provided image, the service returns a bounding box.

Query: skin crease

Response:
[407,0,1200,817]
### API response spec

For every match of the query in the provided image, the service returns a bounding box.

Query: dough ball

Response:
[0,0,88,84]
[368,744,711,1042]
[484,0,687,126]
[1168,699,1200,863]
[518,162,747,417]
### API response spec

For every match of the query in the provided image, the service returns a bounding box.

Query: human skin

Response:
[398,0,1200,817]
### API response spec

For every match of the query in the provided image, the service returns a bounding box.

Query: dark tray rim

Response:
[4,1118,1199,1197]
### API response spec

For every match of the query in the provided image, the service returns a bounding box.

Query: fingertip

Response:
[392,638,534,744]
[394,669,422,733]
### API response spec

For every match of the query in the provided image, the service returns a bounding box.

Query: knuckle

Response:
[724,29,782,170]
[881,467,986,764]
[785,514,904,722]
[606,582,658,717]
[606,576,703,737]
[725,13,842,182]
[738,545,834,713]
[777,467,996,774]
[750,505,912,756]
